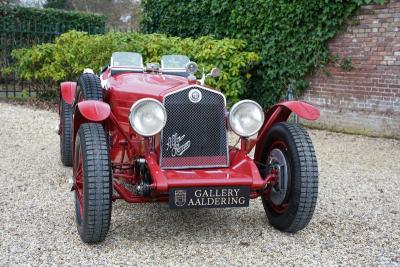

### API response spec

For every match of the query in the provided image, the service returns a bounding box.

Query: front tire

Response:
[260,122,318,233]
[76,73,103,101]
[73,123,112,243]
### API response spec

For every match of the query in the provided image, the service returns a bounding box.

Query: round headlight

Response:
[129,98,167,136]
[229,100,265,137]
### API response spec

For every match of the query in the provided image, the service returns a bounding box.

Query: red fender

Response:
[252,101,320,161]
[72,101,111,158]
[76,100,111,122]
[60,82,77,105]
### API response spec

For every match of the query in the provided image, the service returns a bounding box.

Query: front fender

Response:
[253,101,319,162]
[60,82,77,105]
[72,100,111,154]
[272,101,320,121]
[76,100,111,122]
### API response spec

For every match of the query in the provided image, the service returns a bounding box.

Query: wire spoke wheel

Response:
[74,148,84,219]
[73,123,112,243]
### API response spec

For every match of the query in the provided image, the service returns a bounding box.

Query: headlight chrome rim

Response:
[229,100,265,137]
[129,98,167,137]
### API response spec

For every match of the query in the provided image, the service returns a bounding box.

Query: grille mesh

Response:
[160,86,228,169]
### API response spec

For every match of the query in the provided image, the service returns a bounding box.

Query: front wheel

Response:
[260,122,318,233]
[73,123,112,243]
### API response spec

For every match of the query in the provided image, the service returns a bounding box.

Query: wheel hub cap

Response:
[268,148,289,206]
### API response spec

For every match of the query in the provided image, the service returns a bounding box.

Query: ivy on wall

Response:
[141,0,385,106]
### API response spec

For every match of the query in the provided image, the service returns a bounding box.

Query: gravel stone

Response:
[0,102,399,266]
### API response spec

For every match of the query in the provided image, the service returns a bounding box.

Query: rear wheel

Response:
[60,98,73,166]
[260,122,318,233]
[73,123,112,243]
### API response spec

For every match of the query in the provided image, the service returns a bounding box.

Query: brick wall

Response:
[303,0,400,138]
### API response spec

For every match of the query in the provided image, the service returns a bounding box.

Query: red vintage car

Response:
[58,52,320,243]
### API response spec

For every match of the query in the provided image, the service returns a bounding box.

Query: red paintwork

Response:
[108,73,187,101]
[252,101,320,162]
[60,82,77,105]
[275,101,320,121]
[162,156,227,168]
[113,182,169,203]
[60,70,319,205]
[77,100,111,122]
[71,101,111,158]
[145,149,264,193]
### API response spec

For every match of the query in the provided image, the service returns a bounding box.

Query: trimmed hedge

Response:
[0,5,106,34]
[141,0,385,106]
[10,31,259,103]
[0,4,107,68]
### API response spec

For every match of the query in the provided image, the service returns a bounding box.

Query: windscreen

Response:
[161,55,190,69]
[111,52,143,68]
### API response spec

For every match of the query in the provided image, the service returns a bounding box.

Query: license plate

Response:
[169,186,250,209]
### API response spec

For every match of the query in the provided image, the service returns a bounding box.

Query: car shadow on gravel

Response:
[109,200,269,244]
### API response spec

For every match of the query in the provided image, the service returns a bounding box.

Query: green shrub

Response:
[0,4,107,68]
[141,0,385,106]
[10,31,259,103]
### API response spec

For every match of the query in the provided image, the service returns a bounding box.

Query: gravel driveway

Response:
[0,102,399,266]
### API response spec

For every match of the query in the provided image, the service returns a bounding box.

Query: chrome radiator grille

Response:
[160,86,228,169]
